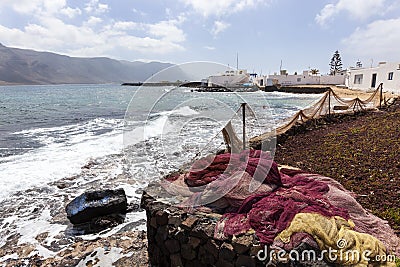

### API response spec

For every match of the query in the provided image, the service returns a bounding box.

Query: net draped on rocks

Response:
[164,152,400,260]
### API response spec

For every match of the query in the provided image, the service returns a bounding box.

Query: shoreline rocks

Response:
[66,188,128,225]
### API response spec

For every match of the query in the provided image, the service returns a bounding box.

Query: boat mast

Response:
[236,52,239,70]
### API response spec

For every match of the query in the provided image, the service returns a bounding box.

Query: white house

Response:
[208,69,250,87]
[346,62,400,94]
[255,70,346,88]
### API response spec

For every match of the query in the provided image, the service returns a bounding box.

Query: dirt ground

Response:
[273,102,400,234]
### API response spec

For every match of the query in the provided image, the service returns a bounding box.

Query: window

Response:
[388,72,394,80]
[297,78,301,82]
[354,74,363,84]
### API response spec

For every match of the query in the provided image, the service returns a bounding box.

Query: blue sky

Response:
[0,0,399,74]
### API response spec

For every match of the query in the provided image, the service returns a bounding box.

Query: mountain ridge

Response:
[0,44,175,85]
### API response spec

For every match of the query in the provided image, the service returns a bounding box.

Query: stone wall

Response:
[141,191,264,267]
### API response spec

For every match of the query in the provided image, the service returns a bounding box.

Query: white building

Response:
[346,62,400,94]
[208,69,250,87]
[255,70,346,88]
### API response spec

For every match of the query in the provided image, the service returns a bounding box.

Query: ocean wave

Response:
[12,117,122,136]
[263,91,323,99]
[156,105,199,117]
[0,118,124,201]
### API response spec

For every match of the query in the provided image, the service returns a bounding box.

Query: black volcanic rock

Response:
[66,188,128,225]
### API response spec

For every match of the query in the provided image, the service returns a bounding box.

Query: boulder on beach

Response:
[66,188,128,225]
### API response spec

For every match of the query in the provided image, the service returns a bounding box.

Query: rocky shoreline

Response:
[1,97,399,266]
[0,154,148,266]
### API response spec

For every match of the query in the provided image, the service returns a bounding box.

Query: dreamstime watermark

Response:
[256,239,396,266]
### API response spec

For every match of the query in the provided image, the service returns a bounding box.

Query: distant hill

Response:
[0,43,180,85]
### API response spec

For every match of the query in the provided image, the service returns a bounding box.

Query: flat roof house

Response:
[346,62,400,94]
[255,70,346,88]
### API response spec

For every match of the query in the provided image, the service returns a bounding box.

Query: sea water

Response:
[0,84,321,201]
[0,84,322,255]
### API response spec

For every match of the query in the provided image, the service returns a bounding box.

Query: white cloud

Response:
[148,20,186,42]
[315,4,336,26]
[0,15,185,58]
[0,0,81,19]
[204,46,216,50]
[133,7,147,16]
[109,35,184,55]
[0,0,44,14]
[211,21,230,36]
[165,8,172,17]
[86,16,102,26]
[85,0,109,14]
[0,1,187,58]
[180,0,268,17]
[60,7,82,18]
[342,18,400,60]
[113,21,139,31]
[42,0,67,14]
[316,0,387,26]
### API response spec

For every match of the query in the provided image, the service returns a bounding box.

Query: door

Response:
[371,73,377,88]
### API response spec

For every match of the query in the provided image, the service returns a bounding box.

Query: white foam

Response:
[12,209,67,259]
[13,118,120,137]
[79,210,147,241]
[143,115,170,139]
[0,253,18,262]
[124,106,199,145]
[156,105,199,117]
[0,118,124,201]
[17,210,66,246]
[123,116,169,147]
[265,91,323,99]
[76,247,127,267]
[169,106,199,116]
[124,113,181,147]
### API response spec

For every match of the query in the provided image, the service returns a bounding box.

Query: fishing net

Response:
[248,84,385,144]
[183,84,386,189]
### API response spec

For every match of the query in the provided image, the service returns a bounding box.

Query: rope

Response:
[249,86,385,144]
[185,85,387,165]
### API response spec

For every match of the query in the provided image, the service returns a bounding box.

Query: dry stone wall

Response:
[141,191,263,267]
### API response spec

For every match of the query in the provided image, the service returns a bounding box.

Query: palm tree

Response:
[310,69,319,76]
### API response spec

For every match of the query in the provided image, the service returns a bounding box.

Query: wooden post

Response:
[242,103,246,151]
[379,83,383,109]
[328,89,331,116]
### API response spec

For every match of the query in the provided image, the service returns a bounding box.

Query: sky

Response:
[0,0,399,74]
